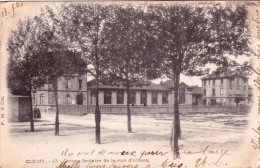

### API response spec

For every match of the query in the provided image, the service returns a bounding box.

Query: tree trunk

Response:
[54,78,59,136]
[171,72,181,157]
[126,84,132,133]
[95,78,101,144]
[28,87,34,132]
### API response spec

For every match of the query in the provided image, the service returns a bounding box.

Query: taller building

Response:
[32,74,88,112]
[201,69,250,106]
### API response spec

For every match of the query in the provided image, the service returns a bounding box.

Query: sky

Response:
[1,2,254,89]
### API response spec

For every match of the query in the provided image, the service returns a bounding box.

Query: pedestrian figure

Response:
[33,107,37,119]
[36,108,41,118]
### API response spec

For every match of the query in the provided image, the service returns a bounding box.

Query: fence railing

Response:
[86,105,251,115]
[52,105,251,116]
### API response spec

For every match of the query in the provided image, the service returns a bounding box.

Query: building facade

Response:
[33,69,253,115]
[201,69,250,106]
[32,75,88,112]
[33,76,202,114]
[87,80,171,106]
[87,80,202,107]
[160,80,203,105]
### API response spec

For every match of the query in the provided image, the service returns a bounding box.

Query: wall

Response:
[87,89,172,106]
[8,96,30,122]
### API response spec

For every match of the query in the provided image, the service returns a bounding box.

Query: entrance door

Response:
[76,93,83,105]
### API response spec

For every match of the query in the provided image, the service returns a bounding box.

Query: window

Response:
[179,88,185,104]
[40,94,44,104]
[78,79,82,90]
[212,89,215,96]
[141,91,147,105]
[65,79,70,89]
[129,91,136,104]
[187,88,192,92]
[221,79,223,84]
[52,95,56,104]
[220,88,223,95]
[49,83,54,90]
[213,79,215,86]
[208,80,210,85]
[230,79,232,85]
[65,94,70,104]
[152,92,158,104]
[237,78,239,86]
[162,92,168,104]
[117,90,124,104]
[204,80,206,86]
[204,89,206,96]
[90,90,96,105]
[104,90,112,104]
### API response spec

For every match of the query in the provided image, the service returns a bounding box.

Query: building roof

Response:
[201,69,248,80]
[160,80,175,89]
[87,80,170,91]
[160,80,202,93]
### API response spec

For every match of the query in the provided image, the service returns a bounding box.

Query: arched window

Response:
[65,94,70,104]
[40,94,44,104]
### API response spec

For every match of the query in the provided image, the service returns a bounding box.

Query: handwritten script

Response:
[1,2,23,17]
[251,5,260,151]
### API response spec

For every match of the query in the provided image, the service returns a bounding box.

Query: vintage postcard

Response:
[0,1,260,168]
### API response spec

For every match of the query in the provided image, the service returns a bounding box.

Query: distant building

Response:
[33,76,203,114]
[86,80,202,107]
[160,80,203,105]
[201,69,250,106]
[87,80,171,106]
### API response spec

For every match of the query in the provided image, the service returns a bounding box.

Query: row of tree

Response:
[8,3,250,156]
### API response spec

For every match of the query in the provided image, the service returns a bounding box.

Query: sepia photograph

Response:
[0,1,260,168]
